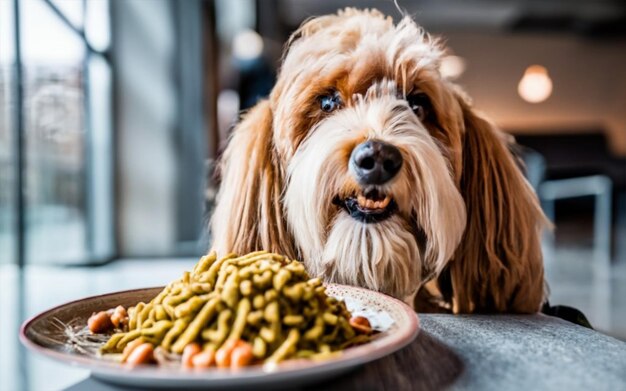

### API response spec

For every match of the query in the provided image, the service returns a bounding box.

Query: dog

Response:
[211,8,548,314]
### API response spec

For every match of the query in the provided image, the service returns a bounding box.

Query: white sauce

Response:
[337,295,395,332]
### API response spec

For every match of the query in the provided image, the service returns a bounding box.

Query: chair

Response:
[522,149,613,278]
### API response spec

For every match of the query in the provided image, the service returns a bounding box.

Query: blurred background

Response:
[1,0,625,389]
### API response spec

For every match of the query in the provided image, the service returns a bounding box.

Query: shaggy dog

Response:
[211,8,548,313]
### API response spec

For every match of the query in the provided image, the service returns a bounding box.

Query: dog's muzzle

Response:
[334,140,402,223]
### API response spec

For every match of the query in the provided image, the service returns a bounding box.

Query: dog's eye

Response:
[406,93,432,121]
[319,92,342,113]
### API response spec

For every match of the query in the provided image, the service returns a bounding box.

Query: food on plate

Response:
[90,251,373,369]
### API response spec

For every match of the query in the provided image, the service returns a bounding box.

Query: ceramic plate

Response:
[20,284,419,389]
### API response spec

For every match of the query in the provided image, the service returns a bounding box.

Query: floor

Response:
[1,227,625,390]
[545,246,626,338]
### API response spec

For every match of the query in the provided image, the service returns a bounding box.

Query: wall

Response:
[445,32,626,156]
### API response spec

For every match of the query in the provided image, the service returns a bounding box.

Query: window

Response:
[0,0,16,265]
[1,0,114,265]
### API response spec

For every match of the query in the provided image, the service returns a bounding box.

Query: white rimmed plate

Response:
[20,284,419,389]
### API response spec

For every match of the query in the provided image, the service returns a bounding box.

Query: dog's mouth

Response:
[333,189,397,223]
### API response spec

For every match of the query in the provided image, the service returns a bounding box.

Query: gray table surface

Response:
[63,314,626,391]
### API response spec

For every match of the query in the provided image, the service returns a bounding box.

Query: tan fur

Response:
[446,100,548,313]
[211,100,296,259]
[211,8,548,313]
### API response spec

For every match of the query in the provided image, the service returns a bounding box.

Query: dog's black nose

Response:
[350,140,403,185]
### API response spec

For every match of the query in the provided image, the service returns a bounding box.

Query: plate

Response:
[20,284,419,389]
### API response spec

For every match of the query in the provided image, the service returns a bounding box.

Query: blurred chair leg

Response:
[592,177,612,332]
[593,176,612,279]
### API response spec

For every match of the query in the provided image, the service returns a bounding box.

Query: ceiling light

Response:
[518,65,553,103]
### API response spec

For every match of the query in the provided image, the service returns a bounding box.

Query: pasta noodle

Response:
[97,251,372,367]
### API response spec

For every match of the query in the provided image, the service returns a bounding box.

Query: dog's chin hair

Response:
[311,213,421,300]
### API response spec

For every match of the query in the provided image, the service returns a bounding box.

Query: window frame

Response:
[10,0,116,266]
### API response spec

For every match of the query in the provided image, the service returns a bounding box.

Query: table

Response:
[62,314,626,391]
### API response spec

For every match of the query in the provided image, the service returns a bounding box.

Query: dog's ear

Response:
[210,100,296,258]
[449,100,548,313]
